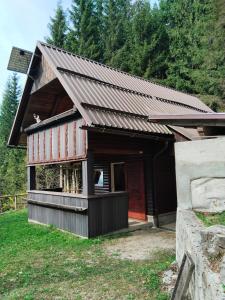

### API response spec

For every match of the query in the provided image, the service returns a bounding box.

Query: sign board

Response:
[171,252,195,300]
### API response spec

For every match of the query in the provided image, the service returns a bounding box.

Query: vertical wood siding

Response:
[28,134,33,162]
[52,127,59,160]
[88,193,128,237]
[76,119,85,156]
[27,118,86,164]
[28,191,128,238]
[45,129,51,161]
[67,121,75,157]
[39,131,45,161]
[33,133,39,161]
[59,125,66,159]
[28,192,89,237]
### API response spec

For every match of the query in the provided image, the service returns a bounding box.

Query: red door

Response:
[126,160,146,220]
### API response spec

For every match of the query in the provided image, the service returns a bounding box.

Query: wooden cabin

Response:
[8,42,213,237]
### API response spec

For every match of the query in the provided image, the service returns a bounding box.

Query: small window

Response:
[94,169,104,187]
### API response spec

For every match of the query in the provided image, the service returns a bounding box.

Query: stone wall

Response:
[176,209,224,300]
[175,138,225,300]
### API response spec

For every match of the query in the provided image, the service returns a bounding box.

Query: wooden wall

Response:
[31,56,56,94]
[88,192,128,237]
[28,191,128,237]
[27,118,87,165]
[28,191,89,237]
[89,132,177,217]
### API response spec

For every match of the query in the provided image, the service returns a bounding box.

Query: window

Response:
[35,162,82,194]
[94,169,104,187]
[62,162,82,194]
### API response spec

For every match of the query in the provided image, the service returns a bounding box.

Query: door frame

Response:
[126,159,146,221]
[111,162,125,192]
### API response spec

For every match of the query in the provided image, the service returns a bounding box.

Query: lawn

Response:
[195,211,225,227]
[0,210,174,300]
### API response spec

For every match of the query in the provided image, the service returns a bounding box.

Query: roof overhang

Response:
[148,113,225,127]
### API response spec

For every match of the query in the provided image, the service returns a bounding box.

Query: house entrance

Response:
[126,160,146,220]
[111,160,146,221]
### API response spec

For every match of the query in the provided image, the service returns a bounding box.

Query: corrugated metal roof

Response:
[8,41,214,146]
[85,108,172,135]
[38,42,212,113]
[57,71,203,135]
[59,72,202,116]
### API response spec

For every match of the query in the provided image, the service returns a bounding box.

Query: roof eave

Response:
[148,113,225,127]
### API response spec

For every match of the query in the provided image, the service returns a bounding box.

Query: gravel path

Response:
[104,228,175,260]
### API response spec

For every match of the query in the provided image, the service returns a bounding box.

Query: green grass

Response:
[0,210,174,300]
[195,211,225,227]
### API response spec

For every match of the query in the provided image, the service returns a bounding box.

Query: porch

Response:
[26,110,177,237]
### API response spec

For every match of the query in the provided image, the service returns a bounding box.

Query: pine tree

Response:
[207,0,225,98]
[0,73,20,142]
[46,3,67,48]
[103,0,131,69]
[0,74,26,195]
[68,0,102,60]
[95,0,105,62]
[164,0,225,97]
[144,3,169,80]
[128,1,169,79]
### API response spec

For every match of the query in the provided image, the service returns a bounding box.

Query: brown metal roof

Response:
[9,41,214,146]
[84,107,172,135]
[58,71,203,117]
[38,42,212,113]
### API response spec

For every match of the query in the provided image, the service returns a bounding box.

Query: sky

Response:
[0,0,72,104]
[0,0,157,105]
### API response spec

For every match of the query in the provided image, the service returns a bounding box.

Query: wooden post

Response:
[66,169,69,192]
[14,195,17,210]
[27,166,36,190]
[82,151,94,196]
[59,166,63,188]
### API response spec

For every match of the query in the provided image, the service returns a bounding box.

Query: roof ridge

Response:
[57,66,208,113]
[37,41,202,102]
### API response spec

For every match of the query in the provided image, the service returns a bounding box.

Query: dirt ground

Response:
[104,228,176,260]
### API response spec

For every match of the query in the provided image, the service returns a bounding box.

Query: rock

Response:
[201,225,225,257]
[162,270,174,285]
[220,257,225,284]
